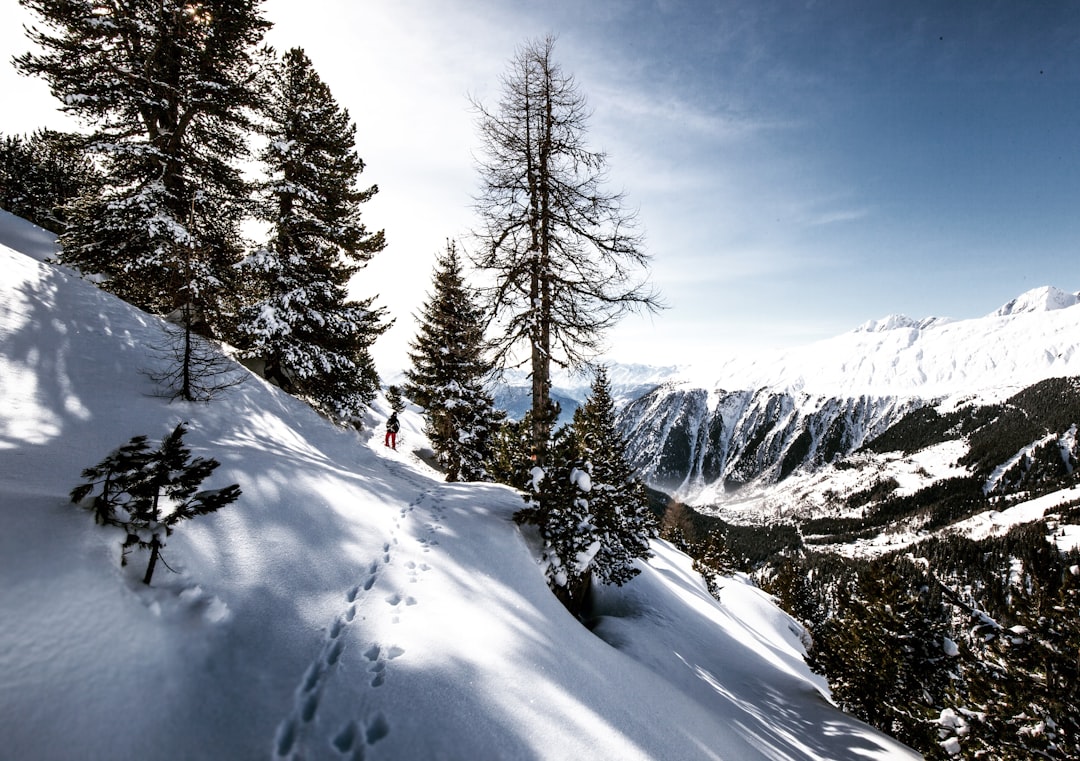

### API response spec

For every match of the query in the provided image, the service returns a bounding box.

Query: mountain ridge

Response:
[613,284,1080,508]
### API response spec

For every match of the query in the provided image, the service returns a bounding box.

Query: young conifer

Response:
[0,129,101,232]
[517,367,657,613]
[71,423,241,585]
[405,240,501,481]
[571,366,657,587]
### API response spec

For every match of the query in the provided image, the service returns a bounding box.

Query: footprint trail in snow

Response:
[272,451,445,760]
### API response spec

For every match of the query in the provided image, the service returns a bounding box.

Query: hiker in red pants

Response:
[385,412,400,450]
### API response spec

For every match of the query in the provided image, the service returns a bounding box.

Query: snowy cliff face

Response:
[619,287,1080,507]
[620,384,921,503]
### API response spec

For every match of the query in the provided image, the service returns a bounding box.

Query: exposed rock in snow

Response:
[991,285,1080,317]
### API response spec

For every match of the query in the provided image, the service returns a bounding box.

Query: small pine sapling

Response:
[386,385,406,414]
[71,423,241,584]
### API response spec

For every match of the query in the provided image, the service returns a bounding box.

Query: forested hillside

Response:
[660,378,1080,759]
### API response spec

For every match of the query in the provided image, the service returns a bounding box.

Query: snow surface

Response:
[0,208,918,760]
[674,284,1080,401]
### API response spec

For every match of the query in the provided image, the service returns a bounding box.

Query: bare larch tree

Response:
[471,35,661,467]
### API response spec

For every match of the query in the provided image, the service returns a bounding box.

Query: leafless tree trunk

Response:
[471,36,662,466]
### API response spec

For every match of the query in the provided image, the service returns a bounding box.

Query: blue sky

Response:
[4,0,1080,373]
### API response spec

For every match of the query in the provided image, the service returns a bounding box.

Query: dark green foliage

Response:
[845,476,901,511]
[571,367,657,587]
[863,403,1000,456]
[515,424,594,611]
[405,241,501,481]
[690,532,736,598]
[516,368,657,613]
[761,527,1080,760]
[16,0,270,333]
[385,386,406,414]
[0,129,101,232]
[488,415,536,491]
[872,476,987,530]
[658,497,801,570]
[962,378,1080,480]
[237,47,389,423]
[807,556,953,751]
[764,554,825,627]
[71,423,241,585]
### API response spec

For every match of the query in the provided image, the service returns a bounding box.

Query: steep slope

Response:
[621,288,1080,507]
[0,210,917,760]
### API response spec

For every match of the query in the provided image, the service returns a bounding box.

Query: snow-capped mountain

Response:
[494,362,685,424]
[619,287,1080,507]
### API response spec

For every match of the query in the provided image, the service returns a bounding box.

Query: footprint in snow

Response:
[384,593,417,607]
[332,713,391,759]
[363,643,405,688]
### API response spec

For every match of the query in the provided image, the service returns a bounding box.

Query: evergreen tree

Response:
[571,366,656,587]
[405,241,501,481]
[0,129,101,232]
[809,557,953,751]
[517,367,657,613]
[691,532,737,599]
[15,0,269,336]
[71,423,241,585]
[385,385,406,415]
[238,47,389,423]
[516,423,595,612]
[950,538,1080,759]
[487,414,536,489]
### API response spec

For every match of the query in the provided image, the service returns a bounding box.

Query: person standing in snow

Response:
[385,412,400,450]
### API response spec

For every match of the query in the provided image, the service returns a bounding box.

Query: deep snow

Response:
[675,284,1080,402]
[0,210,918,760]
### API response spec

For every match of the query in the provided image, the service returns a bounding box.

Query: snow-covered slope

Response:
[694,289,1080,400]
[0,209,917,760]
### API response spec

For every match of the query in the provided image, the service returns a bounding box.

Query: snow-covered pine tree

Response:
[571,366,657,587]
[405,240,501,481]
[516,367,657,613]
[690,532,736,599]
[238,47,389,423]
[15,0,270,335]
[515,424,596,612]
[488,413,538,490]
[809,556,951,751]
[0,129,101,232]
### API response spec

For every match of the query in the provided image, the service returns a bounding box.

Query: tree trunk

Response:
[142,535,161,585]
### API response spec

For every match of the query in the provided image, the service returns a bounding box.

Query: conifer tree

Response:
[238,47,389,423]
[809,557,951,750]
[71,423,241,585]
[405,241,501,481]
[571,366,656,587]
[691,532,736,599]
[516,424,595,611]
[0,129,101,232]
[517,367,657,613]
[385,385,406,415]
[15,0,270,334]
[487,414,536,489]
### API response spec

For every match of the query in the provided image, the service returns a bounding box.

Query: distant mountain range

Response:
[610,286,1080,512]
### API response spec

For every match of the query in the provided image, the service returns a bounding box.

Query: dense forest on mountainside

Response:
[660,377,1080,759]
